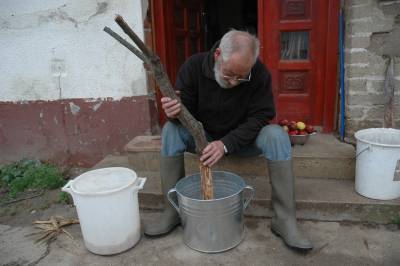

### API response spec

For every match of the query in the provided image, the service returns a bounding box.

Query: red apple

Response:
[298,130,307,135]
[288,121,297,131]
[288,130,298,136]
[305,125,315,134]
[279,119,289,126]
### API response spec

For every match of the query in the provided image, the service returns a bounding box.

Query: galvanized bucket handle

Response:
[243,185,255,210]
[167,188,180,214]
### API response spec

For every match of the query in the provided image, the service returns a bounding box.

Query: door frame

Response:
[258,0,339,132]
[151,0,174,125]
[151,0,204,125]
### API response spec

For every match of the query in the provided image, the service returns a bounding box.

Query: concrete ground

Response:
[1,191,400,266]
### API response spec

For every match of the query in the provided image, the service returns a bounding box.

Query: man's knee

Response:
[161,121,182,140]
[256,124,291,160]
[259,124,288,143]
[161,121,190,156]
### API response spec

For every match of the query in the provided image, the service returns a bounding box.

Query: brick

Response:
[345,51,370,65]
[345,119,383,137]
[346,5,374,20]
[346,62,386,78]
[347,20,393,35]
[379,2,400,17]
[365,54,386,65]
[365,105,385,119]
[366,79,385,94]
[345,36,371,49]
[346,106,365,118]
[347,93,386,105]
[345,65,368,78]
[394,62,400,75]
[346,17,374,26]
[345,78,367,92]
[394,93,400,104]
[346,0,373,7]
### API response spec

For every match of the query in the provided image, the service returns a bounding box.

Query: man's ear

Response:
[214,48,221,60]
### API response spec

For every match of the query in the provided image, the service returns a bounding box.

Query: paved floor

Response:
[1,199,400,266]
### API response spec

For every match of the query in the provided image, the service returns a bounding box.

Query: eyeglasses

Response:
[219,59,252,83]
[222,71,252,83]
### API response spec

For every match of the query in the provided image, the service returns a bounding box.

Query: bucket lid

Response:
[355,128,400,147]
[71,167,137,194]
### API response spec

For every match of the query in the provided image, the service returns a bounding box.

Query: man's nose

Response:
[228,79,239,86]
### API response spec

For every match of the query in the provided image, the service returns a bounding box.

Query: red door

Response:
[259,0,339,132]
[152,0,204,124]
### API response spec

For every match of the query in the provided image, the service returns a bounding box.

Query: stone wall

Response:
[344,0,400,139]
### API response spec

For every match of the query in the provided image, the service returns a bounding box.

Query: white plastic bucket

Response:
[62,167,146,255]
[354,128,400,200]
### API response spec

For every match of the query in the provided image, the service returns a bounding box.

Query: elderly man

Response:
[144,30,313,251]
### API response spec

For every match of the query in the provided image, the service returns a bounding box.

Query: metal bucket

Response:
[167,171,254,253]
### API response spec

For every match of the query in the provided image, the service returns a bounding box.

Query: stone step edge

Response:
[125,147,355,159]
[127,152,355,179]
[137,183,400,206]
[124,135,356,159]
[138,192,400,224]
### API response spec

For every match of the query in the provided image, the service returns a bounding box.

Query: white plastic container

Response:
[354,128,400,200]
[62,167,146,255]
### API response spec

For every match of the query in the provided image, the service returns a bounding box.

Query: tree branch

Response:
[104,15,213,199]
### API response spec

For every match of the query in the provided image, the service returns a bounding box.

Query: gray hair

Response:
[219,30,260,64]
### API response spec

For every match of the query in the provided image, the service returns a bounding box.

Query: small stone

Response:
[31,210,36,214]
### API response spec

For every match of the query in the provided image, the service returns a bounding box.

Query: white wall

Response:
[0,0,146,101]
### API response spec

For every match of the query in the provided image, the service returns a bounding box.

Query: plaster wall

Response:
[0,0,159,167]
[0,0,146,101]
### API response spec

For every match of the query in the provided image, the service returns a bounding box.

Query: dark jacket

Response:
[175,47,275,154]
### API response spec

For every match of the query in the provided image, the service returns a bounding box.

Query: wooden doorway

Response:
[152,0,339,132]
[151,0,204,125]
[259,0,339,132]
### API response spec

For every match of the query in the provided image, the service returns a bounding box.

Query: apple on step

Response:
[279,119,289,126]
[288,121,297,131]
[305,125,315,134]
[296,121,306,131]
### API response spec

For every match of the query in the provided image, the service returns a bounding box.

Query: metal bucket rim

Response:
[175,171,247,202]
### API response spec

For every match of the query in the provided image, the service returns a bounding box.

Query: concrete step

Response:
[92,154,400,224]
[124,134,356,179]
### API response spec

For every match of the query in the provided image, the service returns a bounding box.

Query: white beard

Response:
[214,58,236,89]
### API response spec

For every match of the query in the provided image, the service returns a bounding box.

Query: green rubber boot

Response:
[268,160,313,251]
[144,154,184,236]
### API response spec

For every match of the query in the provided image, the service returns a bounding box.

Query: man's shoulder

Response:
[253,59,271,77]
[178,52,209,76]
[185,52,208,65]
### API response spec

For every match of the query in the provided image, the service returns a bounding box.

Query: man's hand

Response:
[200,140,225,167]
[161,97,181,119]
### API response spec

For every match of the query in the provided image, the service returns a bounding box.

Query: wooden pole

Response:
[383,57,395,128]
[104,15,213,199]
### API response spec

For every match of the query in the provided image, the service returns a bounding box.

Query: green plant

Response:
[391,214,400,225]
[0,159,66,198]
[58,191,72,204]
